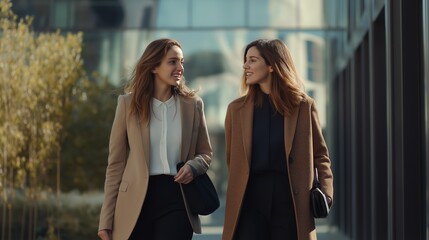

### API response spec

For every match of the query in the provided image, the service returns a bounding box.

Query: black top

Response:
[250,94,287,174]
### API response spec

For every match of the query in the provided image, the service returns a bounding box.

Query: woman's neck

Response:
[258,79,271,94]
[154,87,172,102]
[259,83,271,95]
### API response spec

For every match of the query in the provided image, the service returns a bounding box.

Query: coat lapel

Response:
[284,104,300,158]
[137,115,150,168]
[240,97,254,167]
[179,96,194,162]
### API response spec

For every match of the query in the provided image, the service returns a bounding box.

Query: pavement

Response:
[191,199,348,240]
[192,225,348,240]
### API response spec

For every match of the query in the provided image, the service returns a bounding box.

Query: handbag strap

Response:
[313,168,321,188]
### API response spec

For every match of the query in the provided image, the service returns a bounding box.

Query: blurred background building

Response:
[3,0,429,239]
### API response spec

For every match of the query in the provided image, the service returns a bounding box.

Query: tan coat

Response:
[222,95,333,240]
[98,94,212,239]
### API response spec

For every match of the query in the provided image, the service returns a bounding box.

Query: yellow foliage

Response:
[0,0,85,194]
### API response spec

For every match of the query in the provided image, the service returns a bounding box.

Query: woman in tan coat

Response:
[223,39,333,240]
[98,38,212,240]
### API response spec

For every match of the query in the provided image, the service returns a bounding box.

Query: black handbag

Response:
[310,168,330,218]
[176,162,220,215]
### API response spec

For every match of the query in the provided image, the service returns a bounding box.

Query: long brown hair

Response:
[241,39,305,116]
[125,38,196,123]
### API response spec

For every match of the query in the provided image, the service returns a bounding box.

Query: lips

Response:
[172,73,182,79]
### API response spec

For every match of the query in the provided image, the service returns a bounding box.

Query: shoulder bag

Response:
[176,162,220,215]
[310,167,330,218]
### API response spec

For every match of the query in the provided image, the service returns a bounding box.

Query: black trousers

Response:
[129,175,193,240]
[234,173,297,240]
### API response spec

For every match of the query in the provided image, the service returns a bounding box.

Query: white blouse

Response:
[149,96,182,175]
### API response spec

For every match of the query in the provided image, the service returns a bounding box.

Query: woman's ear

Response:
[268,66,274,73]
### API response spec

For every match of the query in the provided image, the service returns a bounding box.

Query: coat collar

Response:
[239,95,300,166]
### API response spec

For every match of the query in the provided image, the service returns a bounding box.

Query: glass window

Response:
[87,0,125,28]
[248,0,298,28]
[374,0,384,13]
[121,1,155,28]
[53,0,70,28]
[156,0,190,28]
[12,0,51,29]
[325,0,348,29]
[306,40,315,81]
[360,0,365,16]
[248,0,327,28]
[192,0,245,27]
[298,0,325,28]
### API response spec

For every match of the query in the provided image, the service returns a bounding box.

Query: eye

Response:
[245,58,257,64]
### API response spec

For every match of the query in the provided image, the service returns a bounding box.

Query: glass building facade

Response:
[328,0,429,240]
[4,0,429,239]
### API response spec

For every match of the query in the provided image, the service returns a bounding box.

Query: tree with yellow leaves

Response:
[0,0,85,238]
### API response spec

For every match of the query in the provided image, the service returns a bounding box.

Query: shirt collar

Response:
[152,95,176,108]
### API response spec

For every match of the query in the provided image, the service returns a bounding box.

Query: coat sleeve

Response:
[98,95,128,231]
[310,101,334,202]
[185,98,213,175]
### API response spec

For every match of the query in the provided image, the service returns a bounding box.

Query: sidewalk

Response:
[193,225,348,240]
[192,198,348,240]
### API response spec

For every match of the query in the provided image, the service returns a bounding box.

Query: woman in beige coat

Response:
[98,38,212,240]
[223,39,333,240]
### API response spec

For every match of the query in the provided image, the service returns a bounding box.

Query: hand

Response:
[174,164,194,184]
[327,196,333,207]
[98,230,111,240]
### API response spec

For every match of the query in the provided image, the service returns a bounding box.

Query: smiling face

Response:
[243,46,273,93]
[152,45,184,89]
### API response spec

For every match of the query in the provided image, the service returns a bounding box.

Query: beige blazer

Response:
[98,93,212,239]
[222,95,333,240]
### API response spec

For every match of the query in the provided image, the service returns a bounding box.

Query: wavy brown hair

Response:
[125,38,196,123]
[241,39,305,117]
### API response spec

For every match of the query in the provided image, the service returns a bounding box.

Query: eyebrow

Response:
[167,57,184,61]
[246,56,259,59]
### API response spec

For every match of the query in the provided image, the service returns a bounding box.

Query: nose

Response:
[243,61,249,69]
[178,62,184,71]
